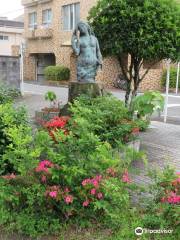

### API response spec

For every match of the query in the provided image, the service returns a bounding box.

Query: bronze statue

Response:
[71,21,102,83]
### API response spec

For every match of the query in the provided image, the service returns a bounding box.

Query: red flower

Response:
[45,116,69,129]
[132,127,140,134]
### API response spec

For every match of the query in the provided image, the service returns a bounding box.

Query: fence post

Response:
[164,60,171,123]
[176,62,180,94]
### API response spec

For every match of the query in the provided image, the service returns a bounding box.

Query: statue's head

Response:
[76,21,94,36]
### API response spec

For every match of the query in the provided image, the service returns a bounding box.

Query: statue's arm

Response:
[96,38,103,67]
[71,30,80,56]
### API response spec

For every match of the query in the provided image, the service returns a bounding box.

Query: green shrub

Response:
[0,96,146,237]
[70,95,144,147]
[161,67,179,89]
[0,83,20,104]
[44,65,70,81]
[0,104,28,174]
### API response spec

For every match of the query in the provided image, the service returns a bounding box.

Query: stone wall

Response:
[0,56,20,88]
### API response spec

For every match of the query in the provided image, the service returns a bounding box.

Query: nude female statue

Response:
[71,21,102,83]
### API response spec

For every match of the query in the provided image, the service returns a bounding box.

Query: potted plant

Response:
[35,91,61,123]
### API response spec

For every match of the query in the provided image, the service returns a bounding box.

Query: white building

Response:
[0,17,24,56]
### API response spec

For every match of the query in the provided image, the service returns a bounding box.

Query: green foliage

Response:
[70,95,143,146]
[45,91,57,102]
[0,104,28,174]
[161,67,180,89]
[44,91,57,108]
[131,91,164,118]
[44,65,70,81]
[0,83,20,104]
[89,0,180,61]
[88,0,180,103]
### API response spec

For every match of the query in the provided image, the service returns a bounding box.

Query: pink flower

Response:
[83,200,90,207]
[35,160,54,173]
[162,192,180,204]
[95,175,102,181]
[97,192,103,200]
[106,168,116,177]
[41,175,47,183]
[90,188,96,195]
[91,179,99,188]
[49,191,57,199]
[122,170,131,183]
[64,195,73,204]
[82,178,91,186]
[64,187,70,193]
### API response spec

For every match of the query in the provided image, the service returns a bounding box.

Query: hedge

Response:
[44,66,70,81]
[161,67,179,89]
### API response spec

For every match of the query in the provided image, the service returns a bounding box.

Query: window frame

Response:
[0,35,9,40]
[42,8,52,27]
[62,2,80,31]
[28,12,37,30]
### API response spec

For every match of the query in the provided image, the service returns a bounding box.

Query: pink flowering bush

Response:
[141,167,180,236]
[160,171,180,205]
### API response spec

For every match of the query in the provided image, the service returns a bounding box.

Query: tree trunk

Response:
[125,81,132,106]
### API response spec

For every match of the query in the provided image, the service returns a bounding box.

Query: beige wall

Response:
[0,27,23,56]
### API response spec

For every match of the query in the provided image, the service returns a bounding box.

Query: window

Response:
[42,9,52,26]
[29,12,37,29]
[62,3,80,30]
[0,35,9,40]
[3,36,9,40]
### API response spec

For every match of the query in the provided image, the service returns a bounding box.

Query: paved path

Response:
[133,121,180,185]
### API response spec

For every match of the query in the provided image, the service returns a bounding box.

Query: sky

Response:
[0,0,24,20]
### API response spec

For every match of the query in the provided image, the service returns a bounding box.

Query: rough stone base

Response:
[60,81,104,116]
[68,81,104,102]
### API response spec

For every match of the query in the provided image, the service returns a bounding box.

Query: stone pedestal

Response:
[60,81,104,116]
[68,81,104,102]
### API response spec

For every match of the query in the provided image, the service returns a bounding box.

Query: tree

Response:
[88,0,180,105]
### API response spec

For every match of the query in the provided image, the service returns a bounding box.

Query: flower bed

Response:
[0,94,179,239]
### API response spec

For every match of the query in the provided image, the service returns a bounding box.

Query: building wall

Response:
[0,27,23,56]
[23,0,163,90]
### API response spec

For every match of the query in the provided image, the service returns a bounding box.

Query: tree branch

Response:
[118,56,129,82]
